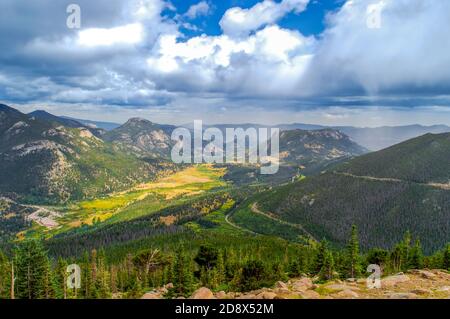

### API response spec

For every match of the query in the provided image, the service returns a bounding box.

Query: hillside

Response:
[0,104,172,203]
[335,132,450,185]
[29,110,105,136]
[248,133,450,253]
[336,125,450,151]
[103,118,174,158]
[220,128,366,185]
[278,129,366,169]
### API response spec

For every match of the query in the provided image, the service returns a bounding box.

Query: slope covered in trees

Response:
[335,132,450,184]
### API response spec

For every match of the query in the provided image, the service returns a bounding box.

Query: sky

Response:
[1,0,450,126]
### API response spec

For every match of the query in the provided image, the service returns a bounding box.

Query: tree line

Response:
[0,226,449,299]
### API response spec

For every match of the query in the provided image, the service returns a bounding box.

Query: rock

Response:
[300,290,321,299]
[141,292,162,299]
[333,289,359,299]
[411,288,431,295]
[274,288,291,294]
[382,274,410,287]
[346,278,357,282]
[165,283,174,289]
[387,293,418,299]
[190,287,215,299]
[418,270,437,280]
[159,287,168,294]
[256,292,277,299]
[176,296,186,299]
[215,291,227,299]
[291,278,313,291]
[275,281,288,289]
[436,286,450,292]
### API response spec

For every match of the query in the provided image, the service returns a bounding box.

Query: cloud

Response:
[77,23,144,47]
[1,0,450,126]
[185,1,211,19]
[303,0,450,96]
[145,25,316,96]
[219,0,310,36]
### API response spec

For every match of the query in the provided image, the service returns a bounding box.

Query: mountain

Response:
[221,128,367,185]
[29,110,106,136]
[198,122,450,151]
[334,125,450,151]
[103,117,175,158]
[336,132,450,184]
[278,129,367,169]
[251,132,450,253]
[60,116,121,131]
[0,105,170,203]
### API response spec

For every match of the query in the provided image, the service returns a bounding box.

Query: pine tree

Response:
[345,225,361,278]
[0,250,10,298]
[408,240,423,269]
[319,251,335,282]
[14,239,52,299]
[442,244,450,270]
[215,250,225,287]
[312,240,328,274]
[53,258,68,299]
[173,249,194,297]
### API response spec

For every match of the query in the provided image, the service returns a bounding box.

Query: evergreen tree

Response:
[408,240,424,269]
[0,250,10,299]
[442,244,450,270]
[312,240,328,274]
[194,245,219,271]
[53,258,68,299]
[319,251,335,282]
[14,239,52,299]
[173,249,195,297]
[345,225,361,278]
[238,260,269,291]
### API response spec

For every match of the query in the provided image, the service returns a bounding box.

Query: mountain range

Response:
[0,103,448,254]
[251,132,450,252]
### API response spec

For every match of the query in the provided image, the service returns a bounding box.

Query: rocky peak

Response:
[125,117,153,126]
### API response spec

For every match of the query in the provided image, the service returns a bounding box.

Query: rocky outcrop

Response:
[142,270,450,300]
[190,287,215,299]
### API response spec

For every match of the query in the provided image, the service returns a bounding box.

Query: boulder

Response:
[190,287,215,299]
[382,274,410,287]
[411,288,431,295]
[141,292,162,299]
[275,281,288,289]
[291,278,313,291]
[215,291,227,299]
[333,289,359,299]
[256,292,277,299]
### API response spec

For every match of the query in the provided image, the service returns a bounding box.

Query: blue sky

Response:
[168,0,345,37]
[1,0,450,126]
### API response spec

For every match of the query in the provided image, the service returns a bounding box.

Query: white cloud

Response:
[304,0,450,95]
[185,1,211,19]
[219,0,309,36]
[145,25,316,96]
[77,23,144,47]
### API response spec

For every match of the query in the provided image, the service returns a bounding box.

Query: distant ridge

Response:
[60,116,121,131]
